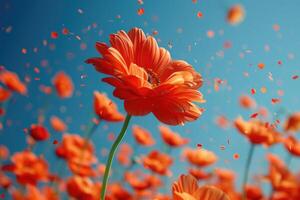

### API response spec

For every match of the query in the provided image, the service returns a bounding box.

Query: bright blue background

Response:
[1,0,300,198]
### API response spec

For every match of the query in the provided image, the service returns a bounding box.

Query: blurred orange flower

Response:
[265,154,298,196]
[184,148,217,167]
[66,176,100,200]
[3,151,49,185]
[87,27,204,125]
[50,116,67,132]
[11,185,58,200]
[142,150,173,175]
[55,134,96,164]
[93,91,125,122]
[124,171,155,191]
[52,71,74,98]
[172,174,229,200]
[0,144,9,160]
[159,125,189,147]
[245,185,264,200]
[30,124,50,141]
[117,143,133,166]
[284,136,300,157]
[0,70,27,95]
[132,125,155,146]
[284,112,300,132]
[234,117,281,146]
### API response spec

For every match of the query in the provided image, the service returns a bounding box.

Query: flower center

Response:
[146,69,160,86]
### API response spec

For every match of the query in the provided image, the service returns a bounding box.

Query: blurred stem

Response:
[243,144,255,200]
[100,114,132,200]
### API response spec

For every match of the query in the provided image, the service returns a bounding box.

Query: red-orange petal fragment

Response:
[50,116,67,132]
[30,124,50,141]
[52,71,74,98]
[227,4,245,25]
[239,95,256,109]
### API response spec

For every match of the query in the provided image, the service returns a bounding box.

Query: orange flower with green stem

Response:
[86,27,205,199]
[234,117,282,200]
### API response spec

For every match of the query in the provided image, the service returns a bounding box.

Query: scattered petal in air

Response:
[52,71,74,98]
[227,4,245,25]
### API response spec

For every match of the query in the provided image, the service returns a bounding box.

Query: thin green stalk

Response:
[242,144,255,200]
[101,114,132,199]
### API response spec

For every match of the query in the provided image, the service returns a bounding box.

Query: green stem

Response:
[243,144,255,200]
[100,114,132,199]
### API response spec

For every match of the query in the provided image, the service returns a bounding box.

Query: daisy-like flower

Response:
[172,174,229,200]
[87,27,204,125]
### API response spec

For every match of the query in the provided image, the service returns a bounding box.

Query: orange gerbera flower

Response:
[52,71,74,98]
[0,70,27,95]
[124,171,153,191]
[86,27,204,125]
[132,125,155,146]
[3,151,49,185]
[50,116,67,132]
[283,112,300,132]
[93,91,125,122]
[284,136,300,156]
[29,124,50,141]
[55,134,96,164]
[184,148,217,167]
[227,4,245,25]
[66,176,101,200]
[142,150,173,175]
[0,87,11,102]
[172,174,229,200]
[265,154,298,195]
[234,117,281,146]
[159,125,189,147]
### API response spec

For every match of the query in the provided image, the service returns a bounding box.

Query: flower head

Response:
[172,174,229,200]
[0,70,27,95]
[87,28,204,125]
[93,91,124,122]
[132,125,155,146]
[234,117,281,146]
[142,150,173,175]
[184,148,217,167]
[2,151,49,185]
[159,125,188,147]
[52,71,74,98]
